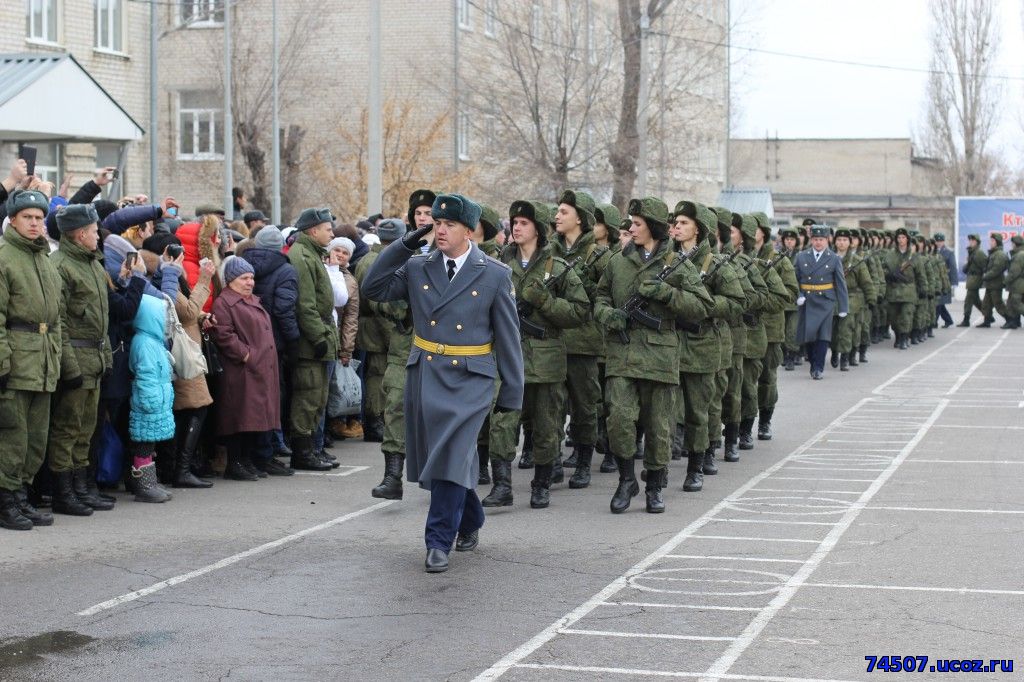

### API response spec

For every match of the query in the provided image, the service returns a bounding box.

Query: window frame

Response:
[178,0,224,29]
[457,111,471,161]
[457,0,472,31]
[530,2,543,49]
[177,91,226,161]
[26,0,60,46]
[94,0,125,54]
[483,0,497,38]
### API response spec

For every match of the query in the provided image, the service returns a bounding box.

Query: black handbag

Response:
[201,332,224,375]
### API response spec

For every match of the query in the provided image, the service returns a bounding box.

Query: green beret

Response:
[5,189,49,218]
[432,193,481,230]
[933,232,946,241]
[558,189,596,231]
[479,204,500,241]
[594,203,621,229]
[295,207,334,231]
[56,203,99,233]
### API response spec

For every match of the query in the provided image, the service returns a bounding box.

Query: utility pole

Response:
[223,0,234,218]
[636,3,650,197]
[149,0,158,197]
[367,1,382,216]
[724,0,731,188]
[271,0,281,224]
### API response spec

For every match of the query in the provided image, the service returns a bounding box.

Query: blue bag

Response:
[95,419,124,485]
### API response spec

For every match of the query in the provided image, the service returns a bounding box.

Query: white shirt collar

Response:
[445,245,472,280]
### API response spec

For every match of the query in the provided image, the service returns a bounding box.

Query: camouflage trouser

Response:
[362,352,388,416]
[707,368,729,445]
[741,357,763,421]
[859,307,872,346]
[722,353,744,425]
[0,390,51,491]
[564,354,600,447]
[487,406,520,462]
[982,288,1006,320]
[914,299,931,330]
[963,288,983,320]
[831,314,855,354]
[381,361,406,455]
[606,376,673,471]
[1006,291,1024,318]
[887,301,915,334]
[674,372,713,453]
[783,310,800,353]
[757,343,783,413]
[519,382,563,466]
[291,360,330,437]
[47,385,100,472]
[874,300,888,330]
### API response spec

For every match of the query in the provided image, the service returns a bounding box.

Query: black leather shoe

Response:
[257,458,295,476]
[455,529,479,552]
[610,457,639,514]
[425,548,449,573]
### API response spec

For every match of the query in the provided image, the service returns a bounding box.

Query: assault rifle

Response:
[517,256,583,340]
[701,249,739,284]
[615,245,699,344]
[843,257,869,278]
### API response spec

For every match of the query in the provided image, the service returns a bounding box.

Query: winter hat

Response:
[1011,235,1024,247]
[328,236,356,254]
[222,255,255,284]
[558,189,597,231]
[810,225,830,238]
[102,234,136,279]
[509,200,552,247]
[295,207,334,232]
[479,205,501,241]
[594,203,621,229]
[142,233,181,256]
[407,188,438,226]
[5,189,49,218]
[254,225,285,251]
[94,199,117,222]
[376,218,407,243]
[991,231,1004,246]
[432,194,481,230]
[56,203,99,233]
[627,197,670,240]
[673,200,715,242]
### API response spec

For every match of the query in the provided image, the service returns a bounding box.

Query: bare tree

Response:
[922,0,1000,196]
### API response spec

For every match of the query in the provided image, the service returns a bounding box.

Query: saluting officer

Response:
[795,224,849,379]
[363,193,524,574]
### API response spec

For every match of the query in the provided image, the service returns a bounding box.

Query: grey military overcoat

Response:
[362,239,524,490]
[795,248,849,344]
[938,246,958,305]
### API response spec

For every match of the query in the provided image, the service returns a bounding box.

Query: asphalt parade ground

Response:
[1,327,1022,681]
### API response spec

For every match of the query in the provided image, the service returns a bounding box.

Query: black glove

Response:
[286,342,300,366]
[493,405,516,414]
[403,225,433,250]
[0,372,8,393]
[62,375,84,391]
[313,340,329,359]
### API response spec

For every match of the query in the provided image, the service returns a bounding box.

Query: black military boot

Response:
[530,464,553,509]
[910,329,919,345]
[482,459,513,507]
[13,487,52,526]
[644,467,665,514]
[784,350,795,371]
[840,353,850,371]
[569,445,593,489]
[794,351,803,366]
[830,350,839,368]
[517,429,534,469]
[758,409,773,441]
[683,452,704,492]
[927,326,935,338]
[51,470,93,516]
[599,450,617,473]
[224,449,259,481]
[72,468,114,511]
[738,418,755,450]
[882,326,892,340]
[957,316,971,327]
[0,489,33,531]
[848,349,858,367]
[362,413,384,442]
[290,434,331,472]
[723,423,740,463]
[610,457,639,514]
[478,447,491,485]
[551,454,565,484]
[899,333,910,350]
[858,344,868,363]
[702,446,718,475]
[564,445,579,469]
[371,452,404,500]
[633,427,644,461]
[977,317,993,328]
[174,412,213,488]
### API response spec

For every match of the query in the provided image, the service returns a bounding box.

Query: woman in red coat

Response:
[210,256,286,480]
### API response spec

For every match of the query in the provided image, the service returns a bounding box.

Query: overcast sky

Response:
[730,0,1024,157]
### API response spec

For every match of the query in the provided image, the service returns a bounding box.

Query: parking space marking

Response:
[802,582,1024,596]
[514,663,863,682]
[664,555,805,564]
[863,505,1024,515]
[292,465,369,477]
[560,629,738,642]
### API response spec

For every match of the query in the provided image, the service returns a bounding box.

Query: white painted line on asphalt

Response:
[946,330,1010,395]
[292,465,369,477]
[864,505,1024,515]
[77,500,395,617]
[872,330,966,395]
[710,518,837,527]
[690,535,820,544]
[770,476,877,483]
[603,602,763,612]
[819,439,910,444]
[749,488,861,495]
[781,466,887,472]
[642,577,784,586]
[560,629,738,642]
[802,582,1024,596]
[905,459,1024,465]
[513,664,862,682]
[932,424,1024,430]
[664,555,805,564]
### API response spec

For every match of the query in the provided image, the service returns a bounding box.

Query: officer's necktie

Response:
[447,259,456,281]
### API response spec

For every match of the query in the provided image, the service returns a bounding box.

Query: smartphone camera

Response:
[165,244,184,259]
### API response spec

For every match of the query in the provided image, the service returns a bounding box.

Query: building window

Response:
[457,0,471,30]
[484,0,497,37]
[457,111,471,161]
[178,91,225,160]
[179,0,223,27]
[858,220,884,230]
[27,0,59,44]
[530,3,542,48]
[95,0,123,52]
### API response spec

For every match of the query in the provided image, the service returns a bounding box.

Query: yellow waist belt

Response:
[800,283,834,292]
[413,335,493,356]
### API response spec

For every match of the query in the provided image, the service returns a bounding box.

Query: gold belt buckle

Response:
[39,323,48,334]
[436,343,446,355]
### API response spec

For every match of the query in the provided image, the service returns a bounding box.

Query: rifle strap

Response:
[701,252,714,275]
[544,256,555,280]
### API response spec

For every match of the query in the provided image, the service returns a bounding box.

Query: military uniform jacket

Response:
[938,246,957,305]
[756,245,797,344]
[737,252,772,359]
[50,237,113,389]
[723,245,751,357]
[362,240,524,490]
[0,228,65,392]
[795,248,849,344]
[354,244,394,354]
[501,244,588,384]
[288,233,340,360]
[962,246,987,290]
[840,252,876,315]
[883,249,924,304]
[1005,247,1024,296]
[595,241,714,384]
[680,240,744,374]
[865,249,886,303]
[983,247,1008,289]
[550,231,612,356]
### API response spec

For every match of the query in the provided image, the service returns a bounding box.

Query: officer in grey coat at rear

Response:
[362,193,524,574]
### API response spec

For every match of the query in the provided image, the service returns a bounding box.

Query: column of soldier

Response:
[362,190,958,516]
